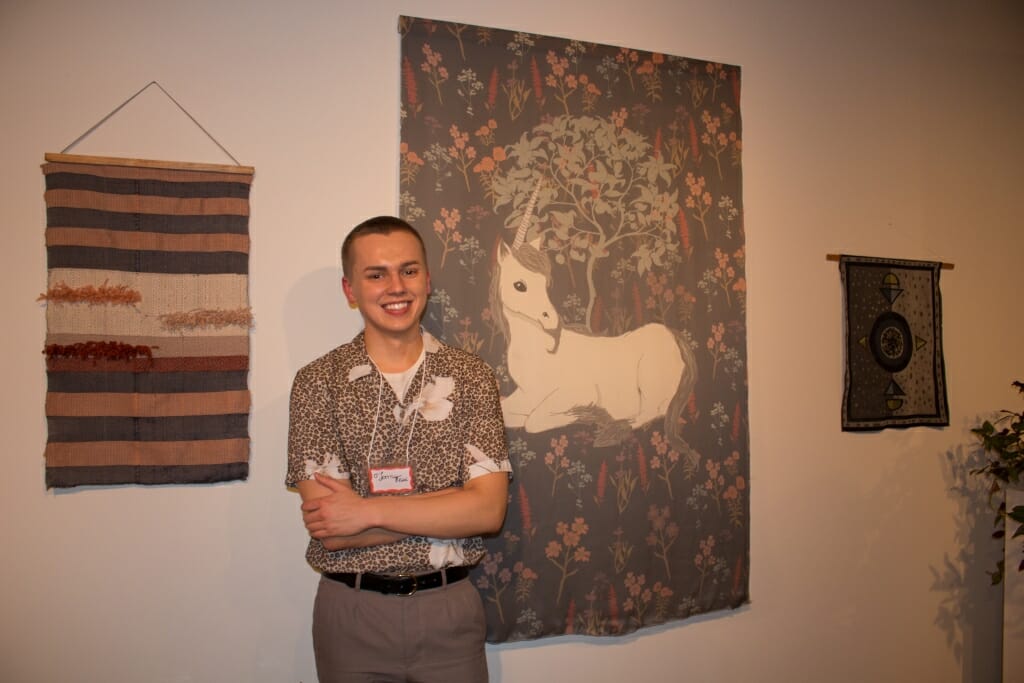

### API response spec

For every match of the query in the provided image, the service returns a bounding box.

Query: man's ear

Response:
[341,277,358,309]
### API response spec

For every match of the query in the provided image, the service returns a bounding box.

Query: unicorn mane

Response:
[489,240,552,343]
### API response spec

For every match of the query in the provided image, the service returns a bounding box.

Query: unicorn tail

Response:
[567,404,633,447]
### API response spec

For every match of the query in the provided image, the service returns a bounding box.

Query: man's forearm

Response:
[317,485,473,550]
[297,479,401,550]
[319,527,407,551]
[299,479,503,548]
[330,471,508,539]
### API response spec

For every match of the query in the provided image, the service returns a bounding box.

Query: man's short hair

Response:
[341,216,428,279]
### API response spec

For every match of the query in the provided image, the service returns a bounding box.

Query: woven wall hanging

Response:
[41,153,254,487]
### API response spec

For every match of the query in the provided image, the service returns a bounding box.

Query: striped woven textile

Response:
[41,154,254,488]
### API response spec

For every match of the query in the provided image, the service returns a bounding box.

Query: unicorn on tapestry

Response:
[491,182,700,460]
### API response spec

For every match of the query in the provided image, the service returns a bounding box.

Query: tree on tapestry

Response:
[399,16,748,642]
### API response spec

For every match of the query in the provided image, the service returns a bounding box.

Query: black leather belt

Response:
[324,565,470,596]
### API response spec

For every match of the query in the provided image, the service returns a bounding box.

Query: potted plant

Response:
[972,380,1024,585]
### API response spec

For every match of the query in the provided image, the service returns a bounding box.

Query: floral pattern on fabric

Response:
[399,16,749,642]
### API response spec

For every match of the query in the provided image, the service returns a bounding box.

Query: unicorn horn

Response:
[512,175,543,251]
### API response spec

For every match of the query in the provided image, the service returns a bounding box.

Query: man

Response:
[287,216,510,683]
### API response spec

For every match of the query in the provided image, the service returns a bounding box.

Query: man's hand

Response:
[301,473,373,538]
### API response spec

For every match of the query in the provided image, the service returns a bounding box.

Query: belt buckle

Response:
[393,573,417,596]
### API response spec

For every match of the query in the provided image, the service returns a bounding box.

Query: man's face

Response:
[342,230,431,343]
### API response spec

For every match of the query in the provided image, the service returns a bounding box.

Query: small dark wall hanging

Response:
[838,254,950,431]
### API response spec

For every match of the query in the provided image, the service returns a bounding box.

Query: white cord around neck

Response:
[364,371,386,473]
[365,351,429,472]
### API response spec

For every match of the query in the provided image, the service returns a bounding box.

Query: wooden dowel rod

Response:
[44,152,254,175]
[826,253,954,270]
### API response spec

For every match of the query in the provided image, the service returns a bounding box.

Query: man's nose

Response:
[385,272,406,292]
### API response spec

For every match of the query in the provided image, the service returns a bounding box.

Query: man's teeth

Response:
[384,302,408,310]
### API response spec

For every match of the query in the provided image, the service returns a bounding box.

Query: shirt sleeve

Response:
[286,362,349,488]
[462,360,512,481]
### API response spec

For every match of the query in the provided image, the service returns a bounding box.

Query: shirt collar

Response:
[347,328,440,383]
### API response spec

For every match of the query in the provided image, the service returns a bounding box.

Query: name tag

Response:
[369,466,415,494]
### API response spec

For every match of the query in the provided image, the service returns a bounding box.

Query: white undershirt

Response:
[380,349,425,403]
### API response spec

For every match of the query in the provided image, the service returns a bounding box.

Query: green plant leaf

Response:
[992,559,1007,585]
[1008,505,1024,525]
[970,380,1024,582]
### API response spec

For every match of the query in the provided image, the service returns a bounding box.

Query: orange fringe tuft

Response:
[159,307,254,331]
[38,281,141,306]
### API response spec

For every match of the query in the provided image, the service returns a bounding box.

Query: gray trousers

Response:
[312,574,489,683]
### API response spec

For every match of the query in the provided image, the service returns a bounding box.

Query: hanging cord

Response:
[365,372,387,473]
[61,80,242,165]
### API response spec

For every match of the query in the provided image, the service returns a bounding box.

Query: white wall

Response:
[2,1,1022,681]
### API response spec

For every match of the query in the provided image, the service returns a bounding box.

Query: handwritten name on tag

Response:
[369,466,414,494]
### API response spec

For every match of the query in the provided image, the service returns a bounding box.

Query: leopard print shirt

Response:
[287,330,511,574]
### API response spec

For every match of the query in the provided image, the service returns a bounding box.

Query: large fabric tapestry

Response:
[41,154,254,488]
[399,17,748,641]
[839,254,948,431]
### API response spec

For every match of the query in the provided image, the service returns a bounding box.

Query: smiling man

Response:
[286,216,510,683]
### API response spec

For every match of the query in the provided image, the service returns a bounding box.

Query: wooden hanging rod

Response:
[826,253,954,270]
[44,152,254,175]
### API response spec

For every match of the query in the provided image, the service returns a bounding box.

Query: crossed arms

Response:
[298,471,508,551]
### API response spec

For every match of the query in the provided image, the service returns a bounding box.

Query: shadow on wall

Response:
[283,266,352,372]
[933,437,1005,683]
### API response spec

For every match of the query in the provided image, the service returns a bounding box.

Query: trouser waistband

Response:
[323,565,470,595]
